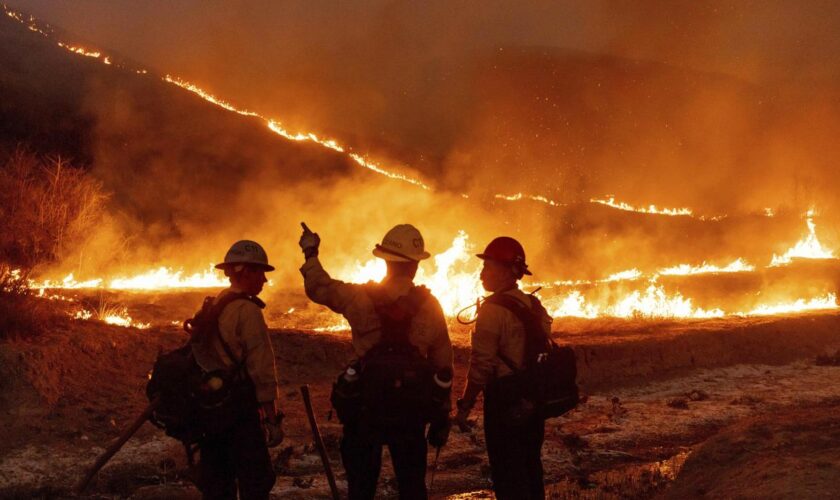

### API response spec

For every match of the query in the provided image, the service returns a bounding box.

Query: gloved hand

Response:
[299,222,321,259]
[262,415,285,448]
[427,414,451,448]
[260,404,285,448]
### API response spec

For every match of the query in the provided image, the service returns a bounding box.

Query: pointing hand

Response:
[299,222,321,258]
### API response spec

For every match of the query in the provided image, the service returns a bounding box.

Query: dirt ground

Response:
[662,399,840,500]
[1,311,840,498]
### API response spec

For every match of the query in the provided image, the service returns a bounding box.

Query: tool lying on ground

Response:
[74,397,160,495]
[301,384,340,500]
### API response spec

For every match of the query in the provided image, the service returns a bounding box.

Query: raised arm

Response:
[298,222,359,314]
[299,256,360,314]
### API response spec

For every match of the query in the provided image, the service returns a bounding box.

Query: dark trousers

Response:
[197,392,275,499]
[340,422,428,500]
[484,387,545,500]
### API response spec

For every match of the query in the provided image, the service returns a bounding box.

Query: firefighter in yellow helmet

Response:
[454,236,551,500]
[299,223,453,500]
[190,240,283,500]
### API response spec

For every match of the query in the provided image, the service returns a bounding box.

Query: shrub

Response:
[0,150,106,338]
[0,150,106,270]
[0,266,55,339]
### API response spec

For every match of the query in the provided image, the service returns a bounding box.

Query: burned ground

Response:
[2,310,839,498]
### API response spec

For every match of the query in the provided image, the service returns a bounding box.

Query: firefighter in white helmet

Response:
[299,223,453,500]
[191,240,282,500]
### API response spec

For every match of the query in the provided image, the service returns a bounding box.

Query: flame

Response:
[545,284,725,319]
[342,231,483,317]
[659,258,755,276]
[107,265,227,290]
[415,231,483,316]
[545,290,600,318]
[73,307,150,329]
[101,311,150,329]
[57,42,101,58]
[610,285,724,318]
[604,269,644,282]
[591,195,694,216]
[532,268,643,289]
[31,265,227,290]
[770,210,835,266]
[313,320,351,332]
[13,5,757,219]
[4,6,431,193]
[537,259,755,289]
[73,309,92,320]
[495,193,732,220]
[5,5,839,324]
[741,293,837,316]
[494,193,565,207]
[34,273,103,289]
[163,75,261,117]
[165,76,431,190]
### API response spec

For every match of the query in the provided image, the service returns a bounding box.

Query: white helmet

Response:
[372,224,431,262]
[215,240,275,271]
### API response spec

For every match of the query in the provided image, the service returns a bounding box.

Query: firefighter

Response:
[454,236,551,500]
[191,240,283,500]
[299,223,453,500]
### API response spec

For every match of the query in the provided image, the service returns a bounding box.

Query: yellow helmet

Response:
[372,224,431,262]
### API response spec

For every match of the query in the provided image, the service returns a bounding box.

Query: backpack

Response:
[357,284,435,428]
[485,292,580,421]
[146,292,261,446]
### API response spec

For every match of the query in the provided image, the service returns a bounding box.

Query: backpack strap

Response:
[483,292,546,374]
[209,292,265,371]
[363,283,431,345]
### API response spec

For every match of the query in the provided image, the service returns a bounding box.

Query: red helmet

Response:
[477,237,532,276]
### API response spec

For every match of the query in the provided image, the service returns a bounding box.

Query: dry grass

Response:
[0,150,106,338]
[0,150,106,270]
[0,266,55,339]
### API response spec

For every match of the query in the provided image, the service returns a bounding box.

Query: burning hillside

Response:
[3,4,840,331]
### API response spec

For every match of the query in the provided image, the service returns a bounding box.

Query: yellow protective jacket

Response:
[467,287,553,386]
[300,256,454,376]
[190,287,280,403]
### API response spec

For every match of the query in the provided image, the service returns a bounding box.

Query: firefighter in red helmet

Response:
[455,236,551,500]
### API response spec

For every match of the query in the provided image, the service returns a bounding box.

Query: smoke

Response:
[5,0,840,288]
[11,1,840,204]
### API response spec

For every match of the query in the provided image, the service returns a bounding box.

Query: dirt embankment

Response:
[663,399,840,499]
[562,313,840,392]
[3,313,839,450]
[0,320,354,449]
